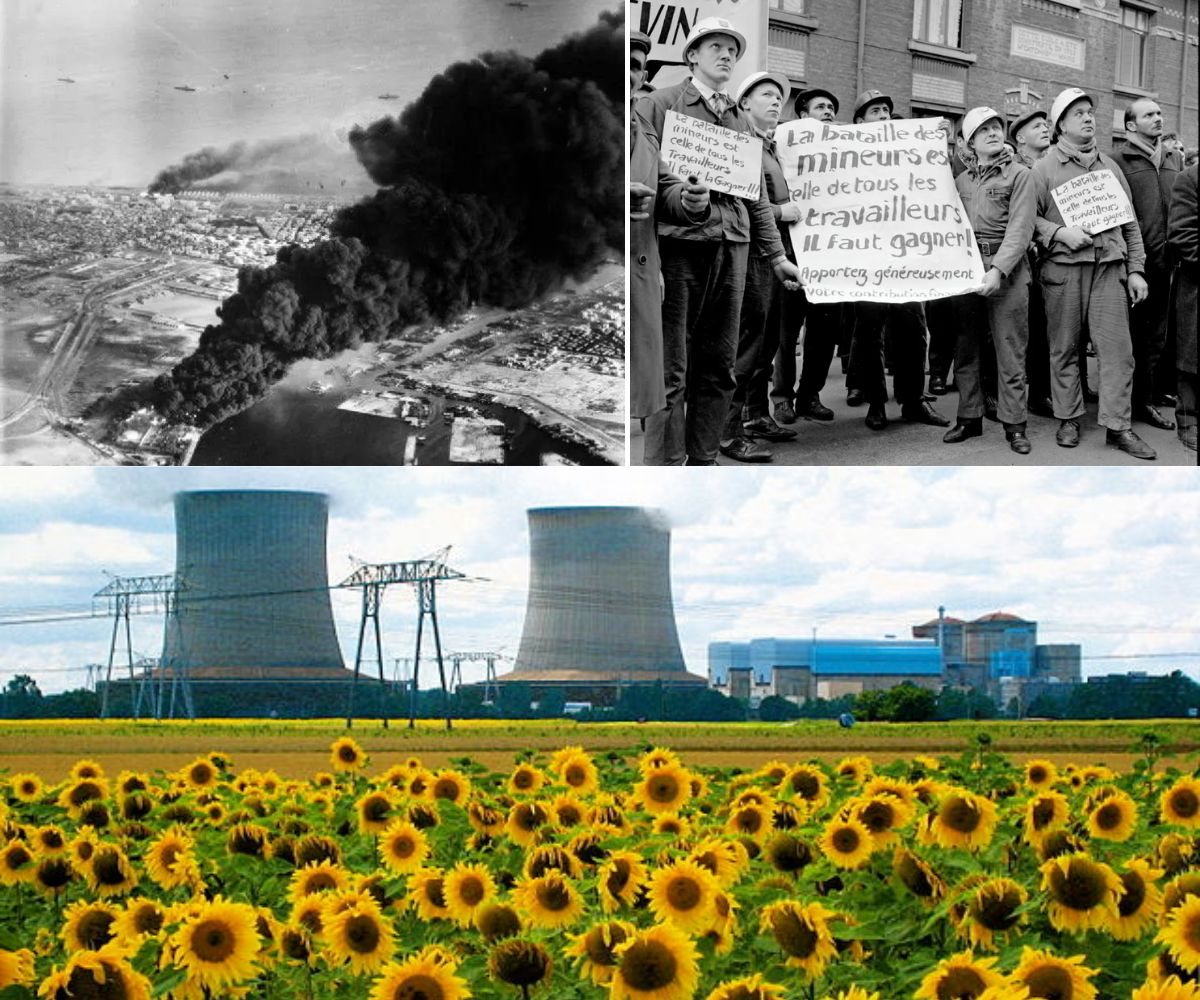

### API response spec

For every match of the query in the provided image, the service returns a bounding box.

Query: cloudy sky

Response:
[0,466,1196,695]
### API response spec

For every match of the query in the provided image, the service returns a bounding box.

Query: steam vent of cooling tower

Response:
[504,506,704,687]
[163,490,347,680]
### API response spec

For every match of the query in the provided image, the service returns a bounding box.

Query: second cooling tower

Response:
[506,507,701,686]
[164,490,346,678]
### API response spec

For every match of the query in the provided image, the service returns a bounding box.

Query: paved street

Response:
[631,364,1195,466]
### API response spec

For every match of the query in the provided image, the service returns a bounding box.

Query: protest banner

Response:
[1050,169,1135,235]
[662,110,762,199]
[773,118,985,302]
[629,0,767,92]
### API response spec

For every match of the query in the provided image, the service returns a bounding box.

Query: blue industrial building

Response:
[709,637,943,704]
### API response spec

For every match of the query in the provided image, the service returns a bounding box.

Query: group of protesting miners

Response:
[629,17,1198,464]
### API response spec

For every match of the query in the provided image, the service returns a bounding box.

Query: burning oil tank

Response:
[503,507,702,696]
[163,490,346,679]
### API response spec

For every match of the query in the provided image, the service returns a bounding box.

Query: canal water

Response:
[189,357,606,466]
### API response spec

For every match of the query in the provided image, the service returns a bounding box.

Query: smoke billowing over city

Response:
[153,10,622,427]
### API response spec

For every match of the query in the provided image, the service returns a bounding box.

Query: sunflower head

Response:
[39,945,150,1000]
[432,770,471,805]
[914,950,1004,1000]
[1010,947,1098,1000]
[957,878,1028,950]
[765,833,813,873]
[475,902,522,942]
[819,816,875,870]
[171,896,261,990]
[375,954,471,1000]
[62,899,119,952]
[489,939,553,989]
[1088,790,1138,842]
[1162,779,1200,828]
[10,773,43,803]
[611,923,699,1000]
[1040,853,1122,934]
[1156,894,1200,976]
[759,900,837,979]
[893,847,945,902]
[567,920,635,986]
[443,862,497,927]
[324,901,395,975]
[330,736,367,772]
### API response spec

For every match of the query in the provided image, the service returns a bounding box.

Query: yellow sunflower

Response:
[636,764,693,816]
[378,819,430,874]
[1113,858,1165,940]
[819,815,875,869]
[38,944,150,1000]
[1157,895,1200,973]
[144,826,195,890]
[170,896,260,991]
[431,769,471,805]
[725,802,771,841]
[508,763,546,797]
[1157,834,1197,876]
[639,747,682,773]
[10,773,43,803]
[61,899,120,952]
[512,872,585,930]
[611,923,698,1000]
[851,793,916,848]
[549,793,586,830]
[1163,872,1200,917]
[599,850,649,912]
[931,791,998,851]
[506,801,552,848]
[566,920,635,986]
[1130,977,1200,1000]
[555,751,600,796]
[654,813,691,838]
[85,844,138,897]
[0,947,34,989]
[475,902,523,942]
[112,899,167,946]
[1161,779,1200,828]
[32,855,73,897]
[764,832,814,875]
[70,759,105,781]
[820,990,882,1000]
[58,776,109,819]
[1024,791,1070,845]
[1040,853,1122,934]
[443,863,497,928]
[30,824,68,856]
[647,859,720,935]
[707,975,788,1000]
[488,939,551,991]
[759,900,837,980]
[1009,947,1098,1000]
[524,844,583,880]
[180,756,220,791]
[914,951,1005,999]
[288,860,350,904]
[835,756,873,784]
[1024,759,1058,789]
[689,838,749,887]
[1087,790,1137,842]
[372,954,471,1000]
[955,877,1028,950]
[324,901,395,975]
[330,736,367,772]
[353,789,395,836]
[0,838,36,885]
[893,847,946,903]
[406,868,451,923]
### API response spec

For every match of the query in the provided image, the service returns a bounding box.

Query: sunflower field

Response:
[0,737,1198,1000]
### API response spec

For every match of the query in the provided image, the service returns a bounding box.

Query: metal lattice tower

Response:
[446,651,507,702]
[338,547,466,730]
[93,573,189,719]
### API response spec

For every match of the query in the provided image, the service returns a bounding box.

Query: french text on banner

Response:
[661,109,762,201]
[1050,170,1135,235]
[773,118,984,302]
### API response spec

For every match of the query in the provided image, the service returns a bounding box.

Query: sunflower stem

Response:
[305,963,314,1000]
[521,985,530,1000]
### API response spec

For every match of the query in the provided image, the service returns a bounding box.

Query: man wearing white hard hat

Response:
[717,69,801,462]
[942,107,1036,454]
[635,17,804,465]
[1031,87,1154,459]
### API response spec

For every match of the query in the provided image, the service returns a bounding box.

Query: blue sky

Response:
[0,467,1197,694]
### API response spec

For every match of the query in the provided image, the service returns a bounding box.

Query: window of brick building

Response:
[770,0,807,12]
[913,0,964,48]
[768,25,808,82]
[1116,5,1150,89]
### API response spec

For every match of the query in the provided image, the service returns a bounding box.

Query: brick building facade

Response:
[763,0,1197,146]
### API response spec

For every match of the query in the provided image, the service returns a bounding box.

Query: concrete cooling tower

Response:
[503,507,704,697]
[163,490,346,679]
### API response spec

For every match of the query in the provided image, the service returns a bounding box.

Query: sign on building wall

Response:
[629,0,768,91]
[661,110,763,199]
[1009,24,1087,71]
[772,118,984,302]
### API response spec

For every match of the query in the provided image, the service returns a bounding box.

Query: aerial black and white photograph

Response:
[1,0,623,466]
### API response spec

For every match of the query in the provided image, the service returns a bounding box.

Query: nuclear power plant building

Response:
[163,490,349,684]
[499,506,705,704]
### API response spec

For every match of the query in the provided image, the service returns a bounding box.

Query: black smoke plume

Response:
[153,10,622,428]
[147,134,375,196]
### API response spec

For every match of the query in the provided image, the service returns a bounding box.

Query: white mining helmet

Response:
[961,106,1004,145]
[1050,87,1093,130]
[683,16,747,61]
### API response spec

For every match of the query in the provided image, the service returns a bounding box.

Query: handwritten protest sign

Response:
[1050,170,1135,235]
[773,118,984,302]
[662,110,762,200]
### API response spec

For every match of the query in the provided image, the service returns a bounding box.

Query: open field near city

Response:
[2,718,1198,779]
